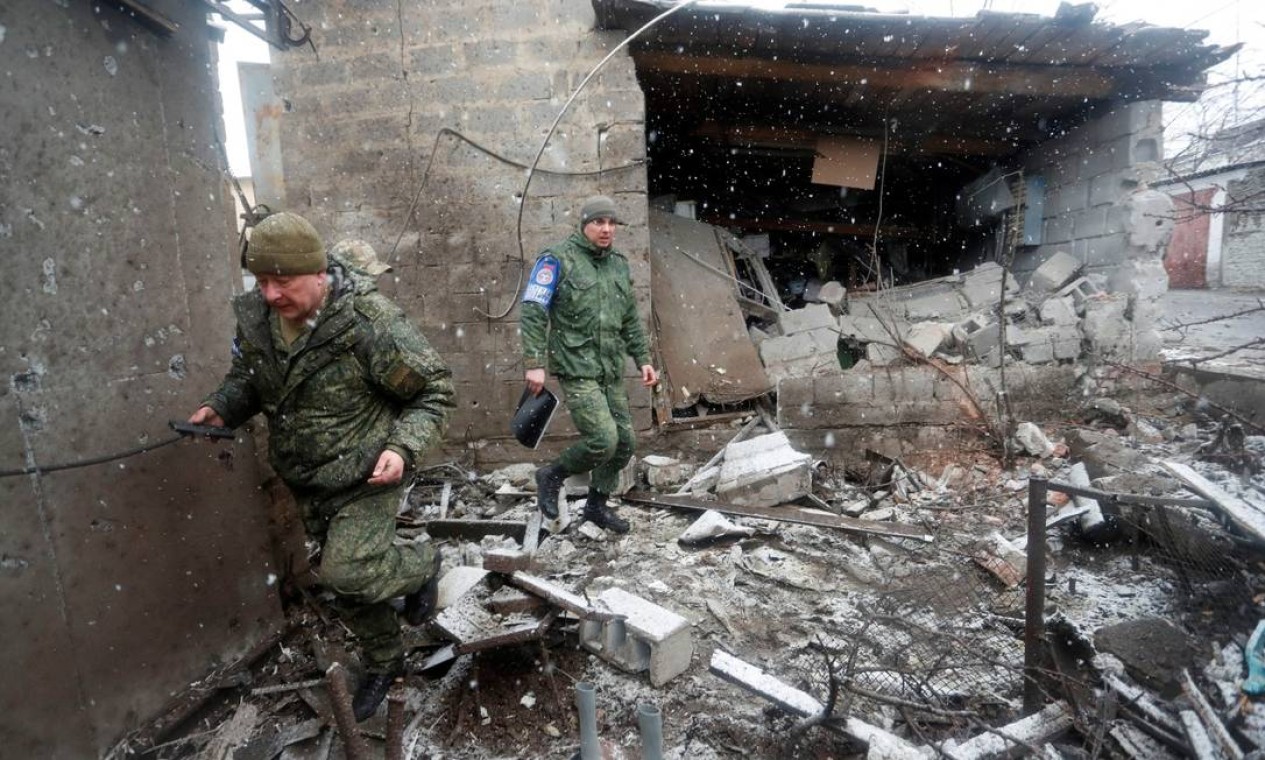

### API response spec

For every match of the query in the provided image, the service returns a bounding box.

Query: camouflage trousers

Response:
[300,483,436,673]
[557,376,634,495]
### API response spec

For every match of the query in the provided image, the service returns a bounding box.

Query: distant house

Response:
[1158,119,1265,289]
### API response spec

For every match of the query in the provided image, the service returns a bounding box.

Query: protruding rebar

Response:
[638,703,663,760]
[325,663,369,760]
[576,681,601,760]
[1023,477,1048,716]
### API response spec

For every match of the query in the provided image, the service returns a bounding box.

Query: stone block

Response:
[778,303,837,335]
[865,342,902,365]
[838,314,897,343]
[902,321,954,357]
[1039,296,1079,326]
[816,281,847,314]
[763,354,839,385]
[1125,190,1175,252]
[904,290,968,321]
[1019,334,1055,364]
[579,587,693,686]
[483,549,533,574]
[1043,214,1075,245]
[812,373,873,404]
[1056,276,1101,311]
[952,314,1000,360]
[1050,325,1084,360]
[1029,250,1082,293]
[758,329,837,365]
[642,455,695,490]
[959,262,1018,310]
[716,432,812,507]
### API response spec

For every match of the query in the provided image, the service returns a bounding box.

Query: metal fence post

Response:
[1024,476,1048,715]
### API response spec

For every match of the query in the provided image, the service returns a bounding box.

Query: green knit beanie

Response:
[579,195,621,228]
[245,212,327,276]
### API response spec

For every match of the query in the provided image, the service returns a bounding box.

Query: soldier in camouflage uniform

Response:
[520,196,658,534]
[189,213,454,721]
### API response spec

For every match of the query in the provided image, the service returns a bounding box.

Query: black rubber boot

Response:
[534,462,568,519]
[583,489,629,534]
[403,544,442,626]
[353,667,401,722]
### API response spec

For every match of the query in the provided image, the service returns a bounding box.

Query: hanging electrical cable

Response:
[475,0,705,319]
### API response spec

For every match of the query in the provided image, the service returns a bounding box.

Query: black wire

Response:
[0,434,186,479]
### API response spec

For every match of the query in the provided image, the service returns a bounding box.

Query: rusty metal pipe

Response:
[576,681,600,760]
[325,663,370,760]
[1024,477,1048,715]
[638,703,663,760]
[386,683,406,760]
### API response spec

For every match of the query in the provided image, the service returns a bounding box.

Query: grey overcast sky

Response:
[216,0,1265,175]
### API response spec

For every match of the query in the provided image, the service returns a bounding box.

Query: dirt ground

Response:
[116,392,1265,760]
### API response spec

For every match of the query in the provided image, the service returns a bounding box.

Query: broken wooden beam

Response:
[623,490,934,542]
[1161,461,1265,543]
[708,649,928,758]
[1179,669,1245,760]
[943,702,1074,760]
[423,518,526,543]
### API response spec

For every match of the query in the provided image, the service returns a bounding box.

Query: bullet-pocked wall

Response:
[0,4,283,756]
[269,0,652,466]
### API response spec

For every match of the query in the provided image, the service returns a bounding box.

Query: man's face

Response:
[256,272,327,322]
[582,217,617,249]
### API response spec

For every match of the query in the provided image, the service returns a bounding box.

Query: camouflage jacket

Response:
[203,264,454,494]
[520,232,651,382]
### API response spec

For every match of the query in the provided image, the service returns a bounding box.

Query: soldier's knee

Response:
[320,554,377,600]
[587,427,618,461]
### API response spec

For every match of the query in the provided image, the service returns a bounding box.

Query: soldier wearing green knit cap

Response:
[520,196,659,534]
[188,212,455,722]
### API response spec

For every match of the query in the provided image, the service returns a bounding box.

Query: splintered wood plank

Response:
[1161,461,1265,543]
[622,491,933,542]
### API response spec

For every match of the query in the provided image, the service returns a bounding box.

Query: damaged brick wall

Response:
[0,3,283,757]
[268,0,652,465]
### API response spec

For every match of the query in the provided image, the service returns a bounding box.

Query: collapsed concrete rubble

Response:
[110,393,1265,760]
[758,253,1167,388]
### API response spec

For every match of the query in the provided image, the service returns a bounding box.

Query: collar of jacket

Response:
[569,230,613,260]
[233,265,359,353]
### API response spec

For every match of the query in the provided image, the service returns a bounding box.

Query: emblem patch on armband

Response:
[522,255,560,308]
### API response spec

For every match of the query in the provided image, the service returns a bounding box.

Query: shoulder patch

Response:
[522,254,560,309]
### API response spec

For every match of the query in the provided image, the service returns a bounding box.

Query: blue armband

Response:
[522,255,560,309]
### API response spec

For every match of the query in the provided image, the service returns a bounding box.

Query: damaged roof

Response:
[594,0,1240,156]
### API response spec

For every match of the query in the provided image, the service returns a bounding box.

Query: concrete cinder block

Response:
[579,587,693,686]
[758,328,838,365]
[1018,330,1055,364]
[865,342,903,365]
[1056,276,1102,311]
[901,321,954,358]
[1039,296,1079,326]
[1082,295,1131,357]
[1029,251,1083,293]
[904,290,968,321]
[959,262,1019,310]
[952,314,1000,360]
[642,455,694,490]
[779,303,837,335]
[716,431,812,507]
[816,281,847,314]
[1125,190,1175,252]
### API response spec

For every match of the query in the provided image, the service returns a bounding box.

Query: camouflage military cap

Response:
[330,239,392,276]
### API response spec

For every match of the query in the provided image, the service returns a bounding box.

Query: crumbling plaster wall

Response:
[0,3,282,757]
[1018,101,1173,288]
[268,0,651,466]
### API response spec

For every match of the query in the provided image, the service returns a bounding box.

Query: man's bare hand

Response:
[640,364,659,388]
[189,406,226,428]
[368,449,406,486]
[525,368,547,396]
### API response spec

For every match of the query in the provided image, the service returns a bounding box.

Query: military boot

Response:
[583,489,629,534]
[353,665,401,722]
[534,462,568,519]
[403,544,442,626]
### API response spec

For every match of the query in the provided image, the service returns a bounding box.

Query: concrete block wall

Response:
[0,3,282,756]
[1018,101,1171,281]
[1222,170,1265,288]
[268,0,652,459]
[777,364,1079,467]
